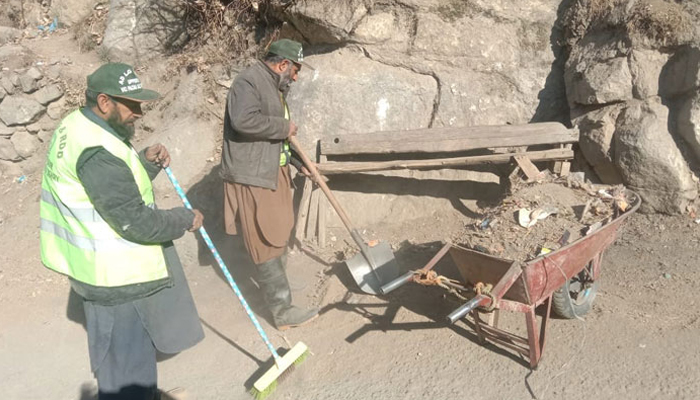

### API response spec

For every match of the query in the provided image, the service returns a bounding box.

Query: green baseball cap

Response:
[267,39,315,70]
[87,62,160,102]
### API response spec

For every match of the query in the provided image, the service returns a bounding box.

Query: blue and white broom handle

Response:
[164,167,280,361]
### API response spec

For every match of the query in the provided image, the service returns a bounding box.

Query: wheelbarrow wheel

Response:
[552,261,599,319]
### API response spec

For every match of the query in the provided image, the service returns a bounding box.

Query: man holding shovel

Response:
[39,63,204,400]
[220,39,318,330]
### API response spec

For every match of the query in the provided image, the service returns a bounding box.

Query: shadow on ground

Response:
[313,240,539,370]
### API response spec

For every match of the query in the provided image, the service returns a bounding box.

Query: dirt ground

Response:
[2,33,700,400]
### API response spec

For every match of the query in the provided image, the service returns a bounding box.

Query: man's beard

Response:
[106,111,136,140]
[280,68,293,92]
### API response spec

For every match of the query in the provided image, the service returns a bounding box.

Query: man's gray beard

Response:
[280,69,293,92]
[107,112,135,140]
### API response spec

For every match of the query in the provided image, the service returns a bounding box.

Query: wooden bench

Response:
[295,122,578,248]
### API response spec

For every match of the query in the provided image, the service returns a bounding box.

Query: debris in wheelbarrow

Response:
[453,177,629,262]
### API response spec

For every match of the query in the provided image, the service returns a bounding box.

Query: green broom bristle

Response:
[293,349,309,366]
[249,349,309,400]
[250,380,277,400]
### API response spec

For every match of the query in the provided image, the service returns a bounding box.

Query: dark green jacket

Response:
[69,107,194,305]
[220,60,292,190]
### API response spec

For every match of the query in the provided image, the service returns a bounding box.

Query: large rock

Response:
[353,11,411,51]
[677,92,700,160]
[282,0,367,44]
[0,122,14,137]
[0,96,46,126]
[575,104,624,184]
[19,74,39,94]
[629,49,669,99]
[25,67,43,81]
[0,75,14,95]
[287,50,437,149]
[49,0,95,27]
[46,98,67,120]
[0,45,33,70]
[34,84,64,105]
[10,130,40,159]
[614,99,697,213]
[286,0,565,129]
[565,56,634,106]
[660,46,700,98]
[102,0,189,64]
[0,26,21,45]
[0,138,20,161]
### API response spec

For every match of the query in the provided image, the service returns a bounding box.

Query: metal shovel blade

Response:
[345,241,399,295]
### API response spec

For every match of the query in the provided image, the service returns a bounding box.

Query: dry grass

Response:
[564,0,692,48]
[179,0,294,67]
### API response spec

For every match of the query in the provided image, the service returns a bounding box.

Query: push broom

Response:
[164,166,309,399]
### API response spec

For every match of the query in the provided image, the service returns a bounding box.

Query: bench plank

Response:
[320,122,577,155]
[316,148,574,175]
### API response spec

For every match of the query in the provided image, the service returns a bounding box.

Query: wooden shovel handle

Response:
[288,136,356,233]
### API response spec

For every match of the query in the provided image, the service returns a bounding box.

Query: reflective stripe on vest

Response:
[280,93,291,166]
[39,110,168,287]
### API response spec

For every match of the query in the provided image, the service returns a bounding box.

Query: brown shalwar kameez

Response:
[223,166,294,264]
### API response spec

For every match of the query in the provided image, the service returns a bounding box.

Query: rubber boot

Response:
[256,257,318,330]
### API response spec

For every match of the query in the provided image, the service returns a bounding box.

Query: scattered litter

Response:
[558,230,573,246]
[598,189,613,199]
[662,273,671,279]
[537,247,552,256]
[38,17,59,33]
[16,175,27,184]
[479,218,491,230]
[518,205,558,228]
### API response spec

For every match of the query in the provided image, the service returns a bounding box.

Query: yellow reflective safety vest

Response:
[40,110,168,287]
[279,93,291,166]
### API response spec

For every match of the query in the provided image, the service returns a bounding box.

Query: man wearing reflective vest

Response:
[220,39,318,330]
[40,63,204,400]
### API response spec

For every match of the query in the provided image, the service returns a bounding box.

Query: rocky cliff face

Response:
[4,0,699,217]
[563,0,700,213]
[267,0,571,224]
[281,0,568,143]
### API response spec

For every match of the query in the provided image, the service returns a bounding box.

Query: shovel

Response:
[289,136,399,295]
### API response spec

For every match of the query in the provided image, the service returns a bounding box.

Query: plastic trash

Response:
[479,218,491,230]
[518,205,558,228]
[37,17,58,33]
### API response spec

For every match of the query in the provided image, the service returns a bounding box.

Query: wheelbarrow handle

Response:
[380,271,415,294]
[381,242,453,294]
[446,294,491,324]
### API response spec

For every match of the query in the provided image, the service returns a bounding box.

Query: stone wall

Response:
[564,0,700,213]
[0,65,65,168]
[267,0,569,226]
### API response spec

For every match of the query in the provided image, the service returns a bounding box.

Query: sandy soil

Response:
[1,32,699,400]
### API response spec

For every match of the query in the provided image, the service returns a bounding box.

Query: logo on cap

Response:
[117,69,143,93]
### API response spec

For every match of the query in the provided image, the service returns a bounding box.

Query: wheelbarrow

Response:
[382,190,641,368]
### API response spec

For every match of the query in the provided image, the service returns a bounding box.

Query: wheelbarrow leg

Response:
[472,309,499,345]
[539,296,552,361]
[525,296,552,369]
[471,311,486,344]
